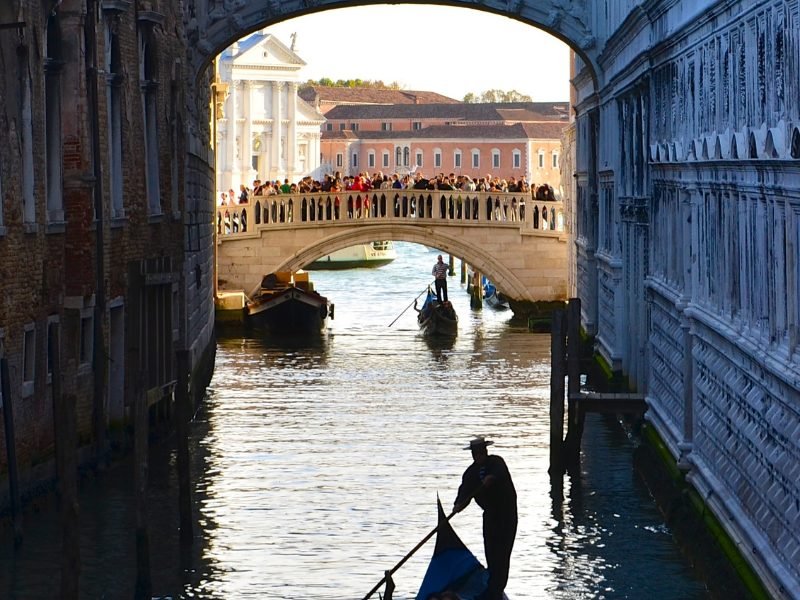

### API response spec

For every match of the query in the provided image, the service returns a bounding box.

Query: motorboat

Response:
[305,241,397,270]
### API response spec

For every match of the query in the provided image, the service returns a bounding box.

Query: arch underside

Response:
[275,225,537,301]
[189,0,600,84]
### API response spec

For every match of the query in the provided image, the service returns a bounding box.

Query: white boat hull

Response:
[305,241,397,270]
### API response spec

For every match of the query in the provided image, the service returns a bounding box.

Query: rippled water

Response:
[0,243,709,599]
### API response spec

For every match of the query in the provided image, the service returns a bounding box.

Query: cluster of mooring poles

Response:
[548,298,647,479]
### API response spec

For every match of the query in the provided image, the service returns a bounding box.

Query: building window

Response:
[454,151,462,168]
[434,150,442,168]
[471,150,479,169]
[326,123,333,131]
[46,317,59,381]
[352,153,358,168]
[492,150,500,169]
[80,311,94,368]
[382,122,392,132]
[368,152,375,168]
[336,153,343,168]
[552,152,559,168]
[45,12,64,224]
[141,28,161,215]
[106,26,124,218]
[21,54,36,226]
[538,150,545,169]
[403,147,410,167]
[396,147,402,167]
[22,324,35,397]
[339,122,346,131]
[416,151,423,167]
[382,152,390,168]
[350,123,359,131]
[412,121,422,130]
[512,150,521,169]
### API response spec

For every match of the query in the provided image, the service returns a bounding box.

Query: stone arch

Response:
[764,128,784,159]
[713,136,722,160]
[277,225,533,300]
[730,135,740,159]
[186,0,603,87]
[748,131,758,159]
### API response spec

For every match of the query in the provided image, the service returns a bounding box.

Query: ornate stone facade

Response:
[214,32,325,193]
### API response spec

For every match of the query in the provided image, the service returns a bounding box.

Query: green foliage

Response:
[463,89,533,103]
[304,78,403,90]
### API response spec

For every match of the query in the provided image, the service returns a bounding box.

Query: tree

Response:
[303,78,403,90]
[462,89,532,103]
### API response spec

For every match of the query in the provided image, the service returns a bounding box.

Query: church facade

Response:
[214,32,325,195]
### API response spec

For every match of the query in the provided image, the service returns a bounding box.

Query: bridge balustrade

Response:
[216,191,564,237]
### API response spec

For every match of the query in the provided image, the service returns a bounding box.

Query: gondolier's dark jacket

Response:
[455,455,517,521]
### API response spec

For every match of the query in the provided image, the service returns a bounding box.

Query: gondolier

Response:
[432,255,449,303]
[453,437,517,600]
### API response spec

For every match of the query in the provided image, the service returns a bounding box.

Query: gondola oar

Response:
[361,507,458,600]
[387,282,434,328]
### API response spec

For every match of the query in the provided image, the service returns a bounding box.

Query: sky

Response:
[261,4,571,103]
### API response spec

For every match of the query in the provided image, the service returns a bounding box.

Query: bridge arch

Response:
[277,225,532,300]
[187,0,602,87]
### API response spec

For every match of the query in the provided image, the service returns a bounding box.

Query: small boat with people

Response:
[305,241,397,270]
[245,270,333,334]
[415,288,458,337]
[482,278,509,310]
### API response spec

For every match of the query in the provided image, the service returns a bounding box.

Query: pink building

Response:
[318,100,568,192]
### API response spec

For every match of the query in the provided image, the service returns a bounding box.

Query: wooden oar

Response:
[361,508,458,600]
[387,282,434,327]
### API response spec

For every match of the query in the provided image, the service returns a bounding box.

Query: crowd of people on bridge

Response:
[217,170,560,234]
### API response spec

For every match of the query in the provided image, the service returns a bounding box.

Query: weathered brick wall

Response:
[0,0,216,499]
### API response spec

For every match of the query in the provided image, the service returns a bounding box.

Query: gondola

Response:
[415,500,509,600]
[415,288,458,337]
[482,279,509,310]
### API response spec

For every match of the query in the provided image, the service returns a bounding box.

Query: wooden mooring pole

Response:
[548,309,566,477]
[176,350,193,544]
[1,357,23,545]
[50,324,80,599]
[563,299,584,473]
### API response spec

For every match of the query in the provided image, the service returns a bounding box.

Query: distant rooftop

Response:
[323,102,569,122]
[299,85,462,108]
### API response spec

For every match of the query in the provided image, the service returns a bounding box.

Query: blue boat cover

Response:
[415,499,490,600]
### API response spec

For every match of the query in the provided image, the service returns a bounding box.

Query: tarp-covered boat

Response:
[245,271,333,334]
[416,500,508,600]
[416,289,458,337]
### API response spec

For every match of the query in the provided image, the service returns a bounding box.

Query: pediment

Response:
[230,33,306,71]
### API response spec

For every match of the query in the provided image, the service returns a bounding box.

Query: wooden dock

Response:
[568,392,647,415]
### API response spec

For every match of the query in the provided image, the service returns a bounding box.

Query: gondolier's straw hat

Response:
[464,436,494,450]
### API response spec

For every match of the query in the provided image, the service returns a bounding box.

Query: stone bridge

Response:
[216,190,567,301]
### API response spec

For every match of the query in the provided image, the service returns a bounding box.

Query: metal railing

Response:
[216,190,564,237]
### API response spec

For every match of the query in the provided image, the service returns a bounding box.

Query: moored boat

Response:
[245,271,333,334]
[415,288,458,337]
[305,241,397,270]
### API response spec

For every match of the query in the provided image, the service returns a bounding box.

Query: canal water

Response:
[0,242,710,599]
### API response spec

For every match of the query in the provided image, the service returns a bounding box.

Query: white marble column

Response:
[271,81,282,181]
[288,82,297,180]
[228,81,239,191]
